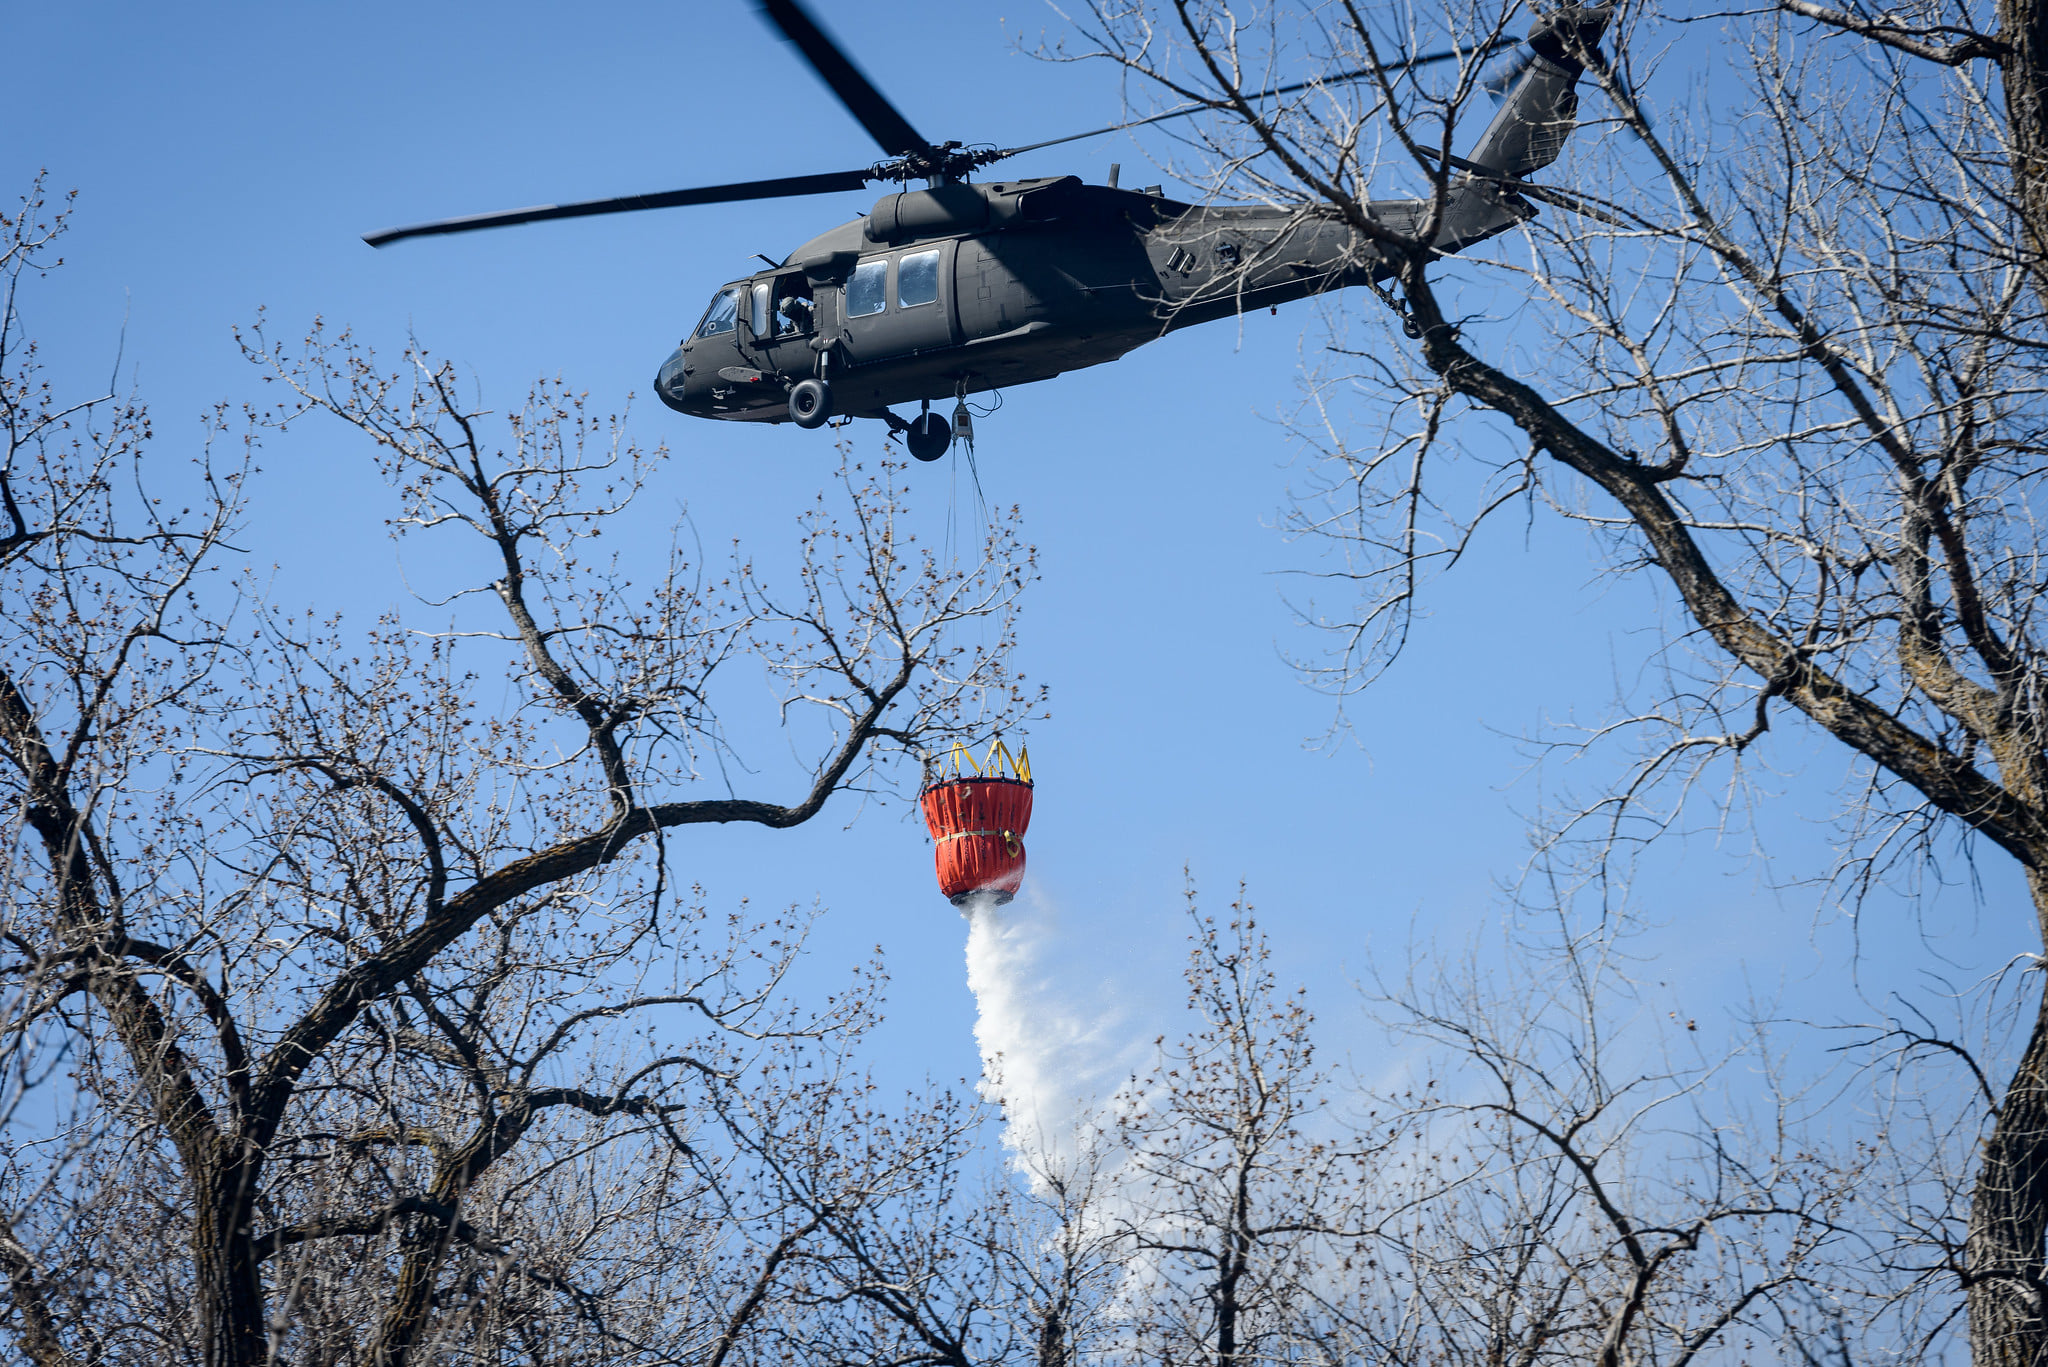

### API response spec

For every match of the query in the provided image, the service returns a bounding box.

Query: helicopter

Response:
[365,0,1614,461]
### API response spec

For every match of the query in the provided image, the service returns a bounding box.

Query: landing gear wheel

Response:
[906,412,952,461]
[788,378,833,429]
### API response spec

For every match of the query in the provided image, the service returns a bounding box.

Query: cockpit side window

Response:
[692,287,742,340]
[751,282,772,337]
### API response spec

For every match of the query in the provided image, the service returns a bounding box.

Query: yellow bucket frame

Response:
[931,737,1032,784]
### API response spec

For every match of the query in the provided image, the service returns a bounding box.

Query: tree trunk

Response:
[2002,0,2048,306]
[369,1214,459,1367]
[1969,877,2048,1365]
[194,1157,267,1367]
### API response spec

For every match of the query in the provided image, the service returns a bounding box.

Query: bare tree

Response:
[981,894,1865,1367]
[1354,914,1864,1366]
[1050,0,2048,1357]
[1111,890,1362,1367]
[0,177,1038,1366]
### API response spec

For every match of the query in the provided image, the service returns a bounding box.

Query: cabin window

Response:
[693,287,741,339]
[846,258,888,317]
[897,249,940,308]
[751,281,772,336]
[774,277,815,335]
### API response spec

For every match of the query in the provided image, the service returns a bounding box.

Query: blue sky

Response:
[7,0,2020,1101]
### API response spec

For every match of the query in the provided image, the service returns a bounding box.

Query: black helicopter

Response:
[366,0,1613,461]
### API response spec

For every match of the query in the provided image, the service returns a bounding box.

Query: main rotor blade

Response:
[362,168,877,247]
[987,38,1523,162]
[757,0,934,159]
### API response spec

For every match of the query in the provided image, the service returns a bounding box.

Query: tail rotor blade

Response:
[1483,49,1537,104]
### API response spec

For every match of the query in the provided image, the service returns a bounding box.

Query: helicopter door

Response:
[840,243,959,364]
[737,273,820,379]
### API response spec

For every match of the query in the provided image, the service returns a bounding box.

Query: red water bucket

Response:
[920,775,1033,905]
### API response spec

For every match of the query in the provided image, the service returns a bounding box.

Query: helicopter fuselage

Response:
[655,175,1530,426]
[365,0,1612,444]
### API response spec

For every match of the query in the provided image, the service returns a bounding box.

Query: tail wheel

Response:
[906,412,952,461]
[788,378,833,429]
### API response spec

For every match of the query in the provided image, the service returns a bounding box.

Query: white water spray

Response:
[959,887,1153,1170]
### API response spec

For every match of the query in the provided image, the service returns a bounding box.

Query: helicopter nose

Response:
[656,346,692,414]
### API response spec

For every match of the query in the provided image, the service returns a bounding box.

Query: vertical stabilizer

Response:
[1465,7,1614,178]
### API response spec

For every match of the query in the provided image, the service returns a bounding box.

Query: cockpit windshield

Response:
[692,287,741,340]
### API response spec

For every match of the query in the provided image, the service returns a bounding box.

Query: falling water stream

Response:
[959,889,1150,1169]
